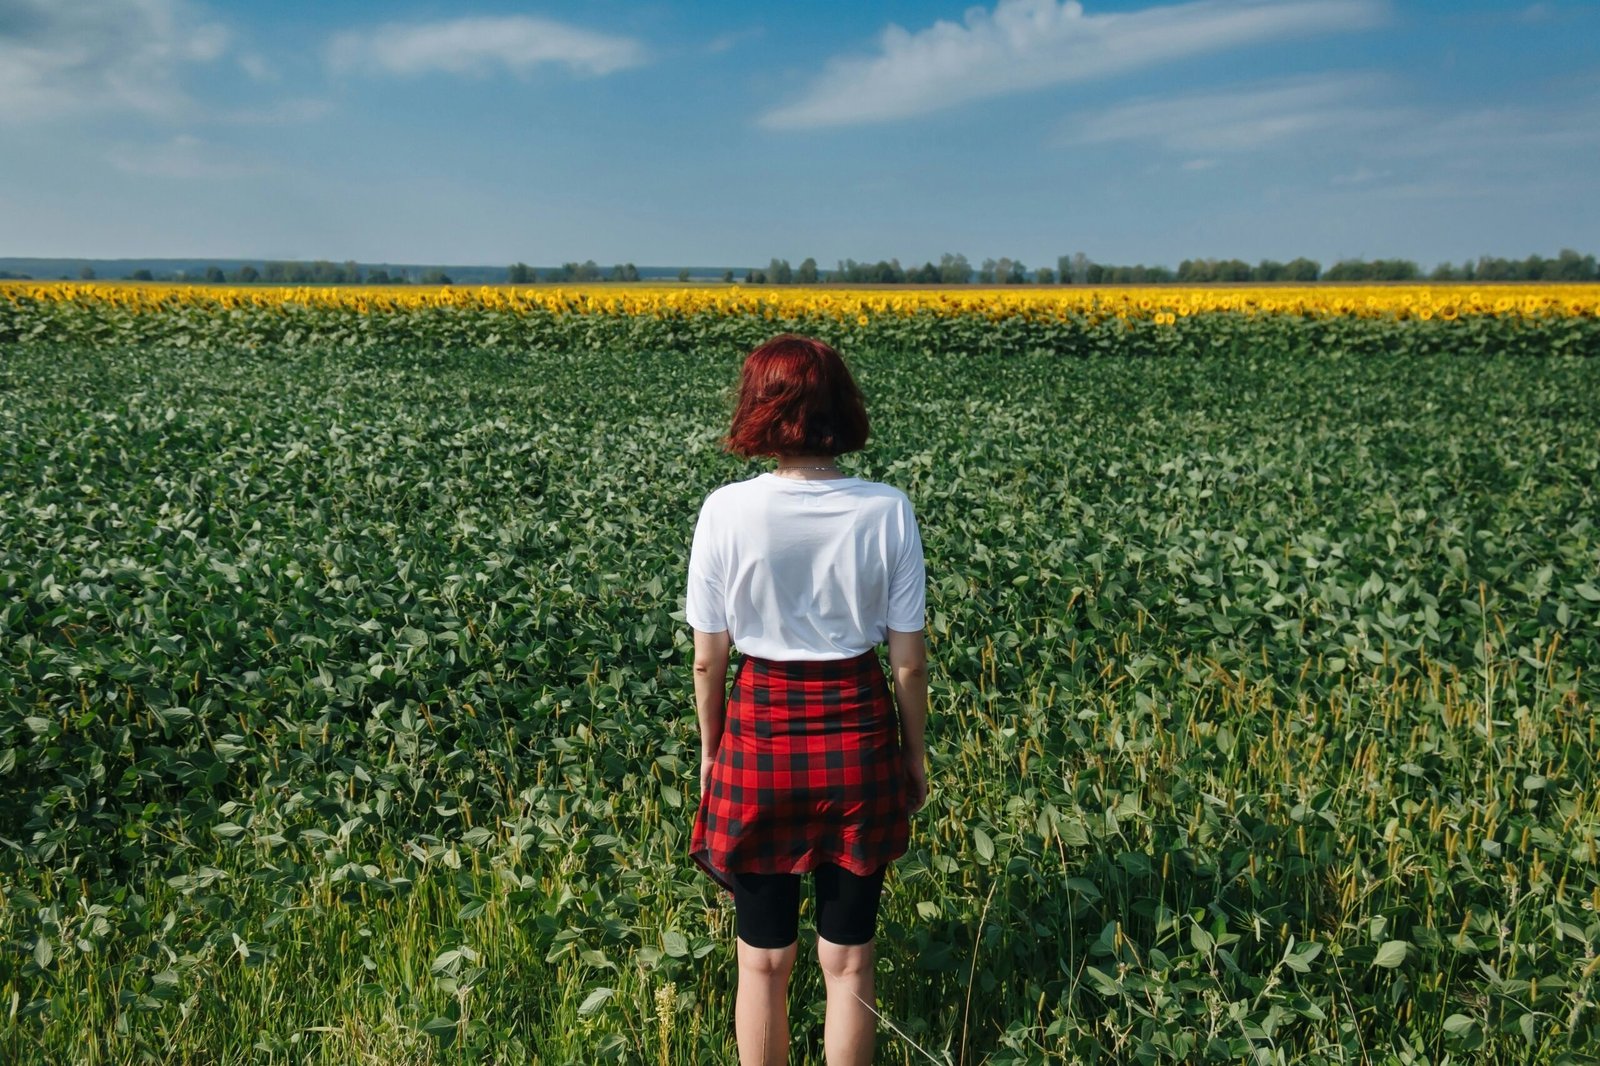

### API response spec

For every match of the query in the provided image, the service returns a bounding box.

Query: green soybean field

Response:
[2,332,1598,1064]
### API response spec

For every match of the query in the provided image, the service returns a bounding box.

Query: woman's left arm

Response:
[693,628,732,794]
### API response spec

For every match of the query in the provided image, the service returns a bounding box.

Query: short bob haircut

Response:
[725,334,870,458]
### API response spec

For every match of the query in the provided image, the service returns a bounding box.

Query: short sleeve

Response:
[886,496,926,632]
[684,498,727,632]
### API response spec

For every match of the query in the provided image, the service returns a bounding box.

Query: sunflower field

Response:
[1,283,1597,1064]
[3,280,1598,358]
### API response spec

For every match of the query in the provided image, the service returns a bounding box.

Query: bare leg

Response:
[736,937,797,1066]
[817,935,876,1066]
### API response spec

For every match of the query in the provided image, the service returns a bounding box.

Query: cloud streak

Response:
[1063,73,1412,153]
[0,0,229,122]
[106,134,266,180]
[328,16,647,79]
[1059,72,1600,186]
[759,0,1388,129]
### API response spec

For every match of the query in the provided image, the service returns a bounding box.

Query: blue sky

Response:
[3,0,1597,269]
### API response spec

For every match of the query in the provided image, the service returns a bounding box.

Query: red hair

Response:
[725,334,870,458]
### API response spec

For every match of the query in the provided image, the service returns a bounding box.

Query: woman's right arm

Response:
[693,627,732,796]
[888,627,929,813]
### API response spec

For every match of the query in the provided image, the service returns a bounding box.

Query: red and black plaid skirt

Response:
[691,650,911,892]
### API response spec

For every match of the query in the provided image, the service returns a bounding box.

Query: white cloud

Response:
[758,0,1388,129]
[1064,73,1413,153]
[238,53,275,82]
[1392,97,1600,161]
[0,0,229,121]
[328,16,647,79]
[1061,73,1600,199]
[223,98,331,125]
[706,27,763,56]
[106,134,265,179]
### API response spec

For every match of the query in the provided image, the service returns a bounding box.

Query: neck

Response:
[773,455,843,478]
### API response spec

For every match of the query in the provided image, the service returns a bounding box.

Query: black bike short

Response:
[729,863,887,949]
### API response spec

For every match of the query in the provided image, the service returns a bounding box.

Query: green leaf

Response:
[973,827,995,864]
[421,1016,457,1040]
[578,987,614,1016]
[1084,965,1122,996]
[1372,940,1409,968]
[663,930,689,958]
[1284,941,1322,973]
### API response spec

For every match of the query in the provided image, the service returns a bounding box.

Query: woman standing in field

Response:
[687,334,931,1066]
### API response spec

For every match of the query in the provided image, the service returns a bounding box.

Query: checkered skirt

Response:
[691,650,911,892]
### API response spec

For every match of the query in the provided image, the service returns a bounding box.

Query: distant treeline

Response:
[508,249,1600,285]
[18,261,459,285]
[6,249,1594,285]
[760,249,1599,285]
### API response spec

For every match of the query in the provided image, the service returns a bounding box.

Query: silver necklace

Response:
[775,464,839,474]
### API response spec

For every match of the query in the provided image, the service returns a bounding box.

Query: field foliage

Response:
[1,297,1598,1064]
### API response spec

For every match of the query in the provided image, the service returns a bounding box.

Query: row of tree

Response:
[26,249,1598,285]
[711,250,1600,285]
[1425,250,1597,282]
[514,261,645,283]
[81,261,453,284]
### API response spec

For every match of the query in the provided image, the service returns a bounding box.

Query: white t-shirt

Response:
[685,473,926,661]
